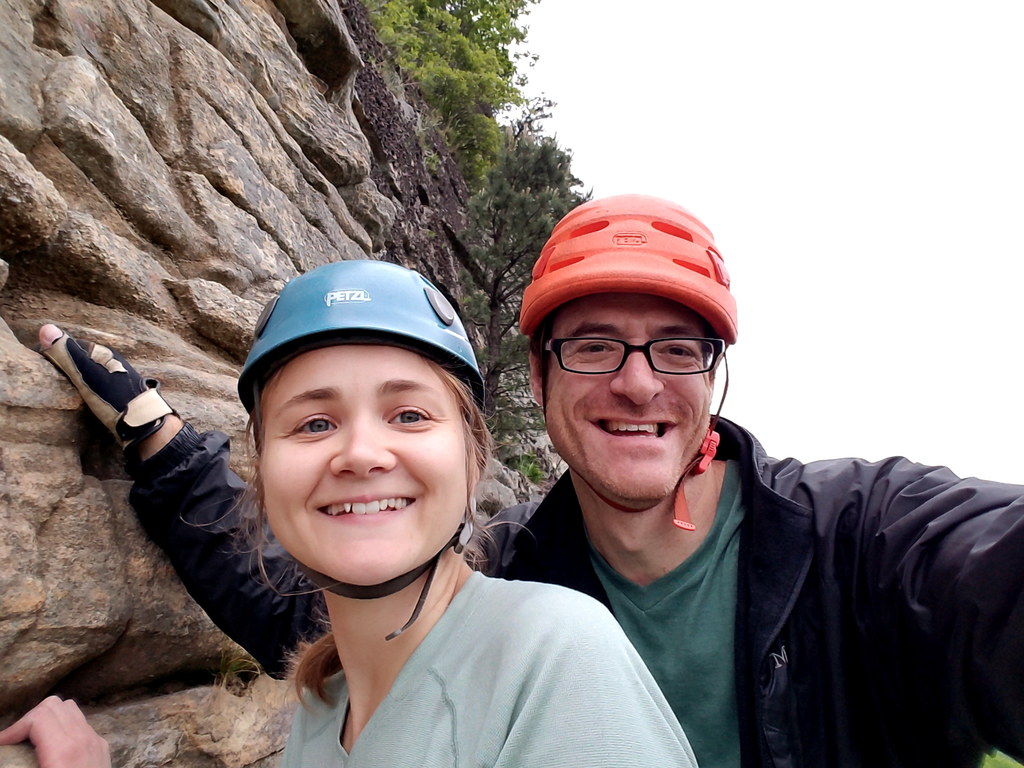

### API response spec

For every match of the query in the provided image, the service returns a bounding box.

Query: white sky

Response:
[517,0,1024,482]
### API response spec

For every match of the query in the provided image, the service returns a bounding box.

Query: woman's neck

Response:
[324,552,473,750]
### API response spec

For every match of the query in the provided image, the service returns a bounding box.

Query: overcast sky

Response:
[516,0,1024,482]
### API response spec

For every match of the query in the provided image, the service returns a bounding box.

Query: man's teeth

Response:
[605,421,658,435]
[322,498,410,516]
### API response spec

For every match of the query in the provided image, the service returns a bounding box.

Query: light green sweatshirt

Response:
[282,572,697,767]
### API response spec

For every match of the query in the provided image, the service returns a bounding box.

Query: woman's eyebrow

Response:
[275,380,437,410]
[379,379,435,397]
[280,387,340,407]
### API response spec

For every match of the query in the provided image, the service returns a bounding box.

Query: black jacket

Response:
[130,419,1024,768]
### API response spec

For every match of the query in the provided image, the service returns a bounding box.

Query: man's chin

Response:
[572,471,678,512]
[608,489,674,511]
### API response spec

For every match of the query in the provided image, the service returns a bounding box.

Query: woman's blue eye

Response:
[303,418,333,433]
[394,410,424,424]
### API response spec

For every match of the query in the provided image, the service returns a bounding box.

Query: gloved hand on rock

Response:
[37,324,176,451]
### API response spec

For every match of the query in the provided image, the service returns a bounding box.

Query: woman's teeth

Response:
[322,498,410,516]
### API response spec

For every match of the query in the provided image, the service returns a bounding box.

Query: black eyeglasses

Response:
[545,337,725,375]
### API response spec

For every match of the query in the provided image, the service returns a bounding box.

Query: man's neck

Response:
[574,461,727,586]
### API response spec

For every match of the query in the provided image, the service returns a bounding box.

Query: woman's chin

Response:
[308,554,417,588]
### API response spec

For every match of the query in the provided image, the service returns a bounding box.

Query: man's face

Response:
[531,293,716,510]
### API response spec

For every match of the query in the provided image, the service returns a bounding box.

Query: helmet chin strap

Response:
[672,353,730,532]
[296,518,474,641]
[670,429,719,530]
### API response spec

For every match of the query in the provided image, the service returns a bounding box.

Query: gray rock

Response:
[475,476,520,517]
[89,676,292,768]
[177,170,297,297]
[0,675,295,767]
[41,55,205,257]
[55,479,246,702]
[0,135,67,254]
[0,0,514,762]
[0,743,35,768]
[0,0,47,150]
[166,277,263,361]
[14,211,182,327]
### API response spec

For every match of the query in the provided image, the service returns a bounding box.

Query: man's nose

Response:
[608,348,664,404]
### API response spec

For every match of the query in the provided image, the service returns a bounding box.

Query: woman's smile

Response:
[319,497,413,516]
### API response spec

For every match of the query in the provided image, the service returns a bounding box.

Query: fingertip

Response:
[39,324,64,349]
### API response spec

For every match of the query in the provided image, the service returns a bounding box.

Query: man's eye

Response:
[302,418,333,433]
[664,344,697,357]
[393,410,425,425]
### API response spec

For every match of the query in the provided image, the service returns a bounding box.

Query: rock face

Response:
[0,1,487,765]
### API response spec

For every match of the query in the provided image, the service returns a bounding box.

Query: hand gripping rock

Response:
[39,328,175,449]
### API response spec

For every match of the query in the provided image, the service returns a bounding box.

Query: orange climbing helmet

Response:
[519,194,738,344]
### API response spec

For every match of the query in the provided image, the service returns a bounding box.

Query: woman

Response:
[242,259,695,765]
[19,259,696,766]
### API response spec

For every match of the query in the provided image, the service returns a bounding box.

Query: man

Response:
[38,195,1024,768]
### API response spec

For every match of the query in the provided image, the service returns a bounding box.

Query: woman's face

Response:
[258,344,470,587]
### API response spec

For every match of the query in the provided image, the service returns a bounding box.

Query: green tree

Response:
[366,0,536,185]
[457,103,588,442]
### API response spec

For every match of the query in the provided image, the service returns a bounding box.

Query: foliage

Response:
[457,100,588,441]
[214,650,262,695]
[366,0,536,185]
[983,753,1024,768]
[506,451,546,485]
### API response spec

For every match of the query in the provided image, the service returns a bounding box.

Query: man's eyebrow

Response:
[563,321,705,337]
[564,321,619,337]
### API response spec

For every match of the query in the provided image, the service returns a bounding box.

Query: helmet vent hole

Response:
[568,220,609,239]
[673,259,711,278]
[549,256,585,272]
[652,221,695,242]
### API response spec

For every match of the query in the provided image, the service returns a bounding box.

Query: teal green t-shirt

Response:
[590,459,745,768]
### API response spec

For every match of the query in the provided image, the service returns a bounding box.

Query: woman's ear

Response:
[466,475,480,508]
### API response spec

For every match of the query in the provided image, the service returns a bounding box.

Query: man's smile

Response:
[599,420,668,437]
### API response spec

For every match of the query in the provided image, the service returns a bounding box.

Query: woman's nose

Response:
[328,421,396,476]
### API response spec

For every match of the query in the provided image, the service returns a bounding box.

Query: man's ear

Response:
[529,350,544,407]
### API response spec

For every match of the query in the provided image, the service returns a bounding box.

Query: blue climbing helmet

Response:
[238,260,484,413]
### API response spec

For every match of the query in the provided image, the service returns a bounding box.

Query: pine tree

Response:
[457,103,588,443]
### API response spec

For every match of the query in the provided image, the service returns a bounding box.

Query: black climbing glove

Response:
[38,327,175,450]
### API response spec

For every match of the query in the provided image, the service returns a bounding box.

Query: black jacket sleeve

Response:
[783,455,1024,761]
[871,464,1024,760]
[127,423,326,677]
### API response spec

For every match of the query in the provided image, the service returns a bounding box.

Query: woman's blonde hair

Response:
[241,355,494,703]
